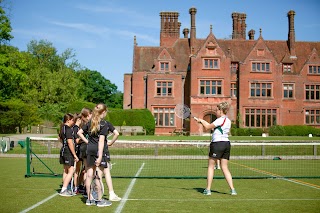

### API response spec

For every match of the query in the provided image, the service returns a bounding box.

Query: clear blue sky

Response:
[8,0,320,92]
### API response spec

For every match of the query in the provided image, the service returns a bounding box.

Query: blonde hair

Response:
[217,101,230,114]
[90,103,107,134]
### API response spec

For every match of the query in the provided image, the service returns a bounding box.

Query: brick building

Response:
[123,7,320,135]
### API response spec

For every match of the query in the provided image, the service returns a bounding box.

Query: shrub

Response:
[269,125,286,136]
[106,109,155,135]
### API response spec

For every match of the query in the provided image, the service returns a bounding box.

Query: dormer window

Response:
[283,64,292,73]
[160,62,169,71]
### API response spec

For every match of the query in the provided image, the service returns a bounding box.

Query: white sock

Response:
[109,191,115,196]
[61,187,67,192]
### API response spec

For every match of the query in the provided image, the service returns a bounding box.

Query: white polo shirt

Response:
[212,116,231,142]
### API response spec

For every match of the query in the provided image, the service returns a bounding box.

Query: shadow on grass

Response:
[193,187,228,195]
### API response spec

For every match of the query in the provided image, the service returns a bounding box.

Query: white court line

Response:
[115,163,145,213]
[19,193,59,213]
[123,198,320,201]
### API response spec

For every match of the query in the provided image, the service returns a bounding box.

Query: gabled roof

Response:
[133,39,190,72]
[133,36,320,74]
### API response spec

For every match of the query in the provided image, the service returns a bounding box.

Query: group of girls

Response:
[58,104,121,207]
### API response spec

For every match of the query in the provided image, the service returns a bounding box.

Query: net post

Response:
[25,137,31,177]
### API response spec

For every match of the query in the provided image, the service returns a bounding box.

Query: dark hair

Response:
[59,113,74,139]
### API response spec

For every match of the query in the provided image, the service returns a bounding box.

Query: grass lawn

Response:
[0,158,319,213]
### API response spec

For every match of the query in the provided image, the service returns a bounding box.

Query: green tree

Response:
[0,45,29,101]
[0,1,13,44]
[77,69,119,105]
[0,99,40,133]
[25,40,82,105]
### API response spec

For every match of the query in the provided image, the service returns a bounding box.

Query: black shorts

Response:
[209,141,231,160]
[79,143,87,159]
[59,152,75,166]
[86,152,111,168]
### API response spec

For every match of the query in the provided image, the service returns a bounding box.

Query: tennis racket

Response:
[174,104,198,120]
[90,168,104,201]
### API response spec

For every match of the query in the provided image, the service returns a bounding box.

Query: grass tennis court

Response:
[1,157,319,213]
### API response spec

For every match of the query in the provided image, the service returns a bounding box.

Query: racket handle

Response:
[193,117,199,121]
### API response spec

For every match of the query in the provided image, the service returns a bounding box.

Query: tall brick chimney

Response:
[189,7,197,50]
[232,12,246,40]
[287,10,296,57]
[160,12,180,47]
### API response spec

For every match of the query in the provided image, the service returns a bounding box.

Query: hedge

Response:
[231,125,320,136]
[106,109,155,135]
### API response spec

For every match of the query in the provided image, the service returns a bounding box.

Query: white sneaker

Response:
[109,194,121,201]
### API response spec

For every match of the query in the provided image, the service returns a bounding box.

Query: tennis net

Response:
[25,137,320,179]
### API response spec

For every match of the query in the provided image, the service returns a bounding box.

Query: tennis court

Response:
[1,138,320,213]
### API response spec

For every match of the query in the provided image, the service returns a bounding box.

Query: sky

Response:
[7,0,320,92]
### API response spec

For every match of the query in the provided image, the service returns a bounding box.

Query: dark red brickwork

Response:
[124,8,320,135]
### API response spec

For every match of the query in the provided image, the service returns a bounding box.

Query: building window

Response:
[283,64,292,73]
[200,80,222,95]
[154,107,175,127]
[305,109,320,125]
[203,59,219,69]
[283,84,294,99]
[250,82,272,98]
[308,65,320,74]
[230,62,238,72]
[231,82,237,97]
[160,62,169,71]
[156,81,173,96]
[251,62,270,72]
[245,108,277,127]
[305,84,320,100]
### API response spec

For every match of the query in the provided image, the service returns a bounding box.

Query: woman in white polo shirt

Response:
[195,101,237,196]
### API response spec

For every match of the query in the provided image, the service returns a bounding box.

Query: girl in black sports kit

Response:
[59,113,79,197]
[77,107,92,195]
[78,103,121,207]
[72,113,82,194]
[194,101,237,196]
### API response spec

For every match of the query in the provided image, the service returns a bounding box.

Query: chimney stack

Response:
[160,12,180,46]
[287,10,296,57]
[189,7,197,50]
[232,12,247,40]
[183,28,189,38]
[248,29,255,40]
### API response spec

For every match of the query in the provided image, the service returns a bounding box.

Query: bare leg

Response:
[220,159,235,190]
[206,158,215,190]
[86,167,95,200]
[103,166,114,192]
[62,165,73,189]
[73,161,81,190]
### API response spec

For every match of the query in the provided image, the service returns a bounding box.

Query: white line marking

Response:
[19,193,58,213]
[122,198,320,201]
[115,163,145,213]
